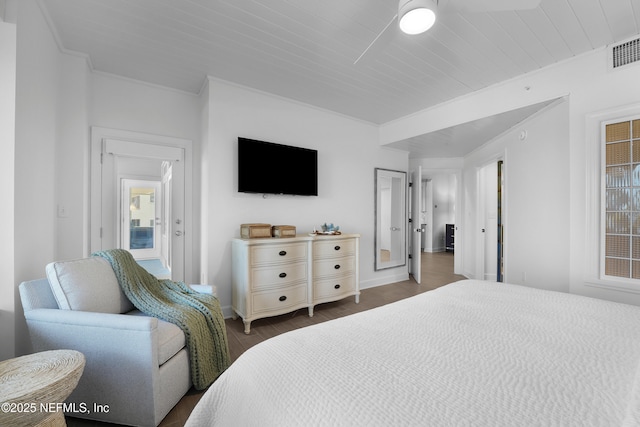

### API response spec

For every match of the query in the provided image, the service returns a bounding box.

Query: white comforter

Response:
[186,280,640,426]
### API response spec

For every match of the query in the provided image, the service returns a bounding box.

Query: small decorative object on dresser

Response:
[240,223,272,239]
[313,222,340,235]
[232,233,360,334]
[271,225,296,238]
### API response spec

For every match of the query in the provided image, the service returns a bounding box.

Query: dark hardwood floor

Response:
[68,251,466,427]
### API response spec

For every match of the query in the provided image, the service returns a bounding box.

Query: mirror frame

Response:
[374,168,407,271]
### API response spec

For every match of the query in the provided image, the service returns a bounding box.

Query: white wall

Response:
[385,46,640,304]
[454,100,570,291]
[0,19,16,361]
[13,0,63,356]
[502,101,569,292]
[203,78,409,316]
[55,54,90,260]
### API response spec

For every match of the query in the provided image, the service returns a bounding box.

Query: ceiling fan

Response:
[354,0,541,64]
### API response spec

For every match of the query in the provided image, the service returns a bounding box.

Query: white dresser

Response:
[232,234,360,334]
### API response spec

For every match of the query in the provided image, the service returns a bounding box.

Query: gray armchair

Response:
[19,257,213,427]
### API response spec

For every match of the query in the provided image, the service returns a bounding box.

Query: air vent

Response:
[611,37,640,69]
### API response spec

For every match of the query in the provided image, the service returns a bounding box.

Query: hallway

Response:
[417,251,466,290]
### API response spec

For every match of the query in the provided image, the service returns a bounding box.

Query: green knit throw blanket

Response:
[92,249,231,390]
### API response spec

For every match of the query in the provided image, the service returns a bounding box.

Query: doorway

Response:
[410,167,462,281]
[90,127,192,283]
[477,160,505,281]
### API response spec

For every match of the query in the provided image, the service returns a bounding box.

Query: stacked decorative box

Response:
[240,224,272,239]
[240,224,297,238]
[271,225,296,238]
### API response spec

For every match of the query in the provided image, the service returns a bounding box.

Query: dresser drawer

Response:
[313,256,356,278]
[250,242,308,266]
[233,235,359,334]
[252,284,308,314]
[314,275,355,300]
[251,262,308,290]
[313,238,356,259]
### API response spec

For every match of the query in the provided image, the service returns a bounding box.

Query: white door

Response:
[164,159,185,281]
[410,166,423,284]
[478,161,499,281]
[160,161,181,276]
[121,179,161,260]
[161,162,171,272]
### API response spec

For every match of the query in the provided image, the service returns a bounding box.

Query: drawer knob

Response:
[334,264,341,270]
[279,272,287,278]
[279,295,287,302]
[279,250,287,256]
[334,284,341,289]
[334,245,341,251]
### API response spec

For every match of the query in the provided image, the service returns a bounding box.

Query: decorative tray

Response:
[309,231,342,236]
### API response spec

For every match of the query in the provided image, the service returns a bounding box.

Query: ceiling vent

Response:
[611,37,640,69]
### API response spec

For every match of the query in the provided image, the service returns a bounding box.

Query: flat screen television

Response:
[238,137,318,196]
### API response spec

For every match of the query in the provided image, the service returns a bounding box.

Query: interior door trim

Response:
[89,126,194,284]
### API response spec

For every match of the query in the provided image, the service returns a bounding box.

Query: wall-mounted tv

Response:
[238,137,318,196]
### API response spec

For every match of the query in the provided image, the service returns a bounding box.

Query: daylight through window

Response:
[604,118,640,279]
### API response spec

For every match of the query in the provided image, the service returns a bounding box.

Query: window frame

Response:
[600,117,640,282]
[585,104,640,294]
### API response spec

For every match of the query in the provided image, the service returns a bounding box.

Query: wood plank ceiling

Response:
[38,0,640,156]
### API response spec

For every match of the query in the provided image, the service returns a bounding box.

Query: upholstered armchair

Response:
[19,256,214,427]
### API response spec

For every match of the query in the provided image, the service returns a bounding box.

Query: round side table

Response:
[0,349,85,427]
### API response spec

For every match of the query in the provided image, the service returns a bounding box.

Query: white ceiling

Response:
[386,98,560,157]
[37,0,640,157]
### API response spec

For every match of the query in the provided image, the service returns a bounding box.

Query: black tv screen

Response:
[238,138,318,196]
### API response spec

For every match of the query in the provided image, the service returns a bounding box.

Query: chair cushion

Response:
[128,310,186,366]
[46,257,135,313]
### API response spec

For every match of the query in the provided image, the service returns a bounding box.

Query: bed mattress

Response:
[186,280,640,426]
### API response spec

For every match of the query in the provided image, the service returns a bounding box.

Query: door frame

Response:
[476,158,505,281]
[409,166,422,284]
[89,127,194,283]
[423,179,433,252]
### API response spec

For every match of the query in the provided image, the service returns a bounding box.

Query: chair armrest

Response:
[23,308,160,362]
[24,308,157,330]
[23,309,167,426]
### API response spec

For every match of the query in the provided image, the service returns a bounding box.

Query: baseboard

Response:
[222,305,234,319]
[423,248,446,253]
[359,272,410,290]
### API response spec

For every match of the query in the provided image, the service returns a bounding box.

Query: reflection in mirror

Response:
[375,168,407,271]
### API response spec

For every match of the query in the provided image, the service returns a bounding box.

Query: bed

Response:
[186,280,640,426]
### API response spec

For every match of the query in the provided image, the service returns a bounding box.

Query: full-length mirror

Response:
[375,168,407,271]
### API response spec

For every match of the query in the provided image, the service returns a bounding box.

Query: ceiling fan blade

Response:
[354,14,399,65]
[449,0,541,13]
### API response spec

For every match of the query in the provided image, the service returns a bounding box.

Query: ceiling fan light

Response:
[398,0,437,35]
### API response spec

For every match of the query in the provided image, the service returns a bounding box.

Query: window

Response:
[603,117,640,279]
